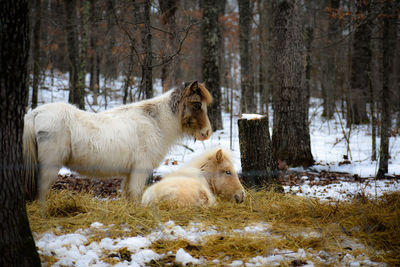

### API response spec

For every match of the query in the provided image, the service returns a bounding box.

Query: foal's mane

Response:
[185,147,233,170]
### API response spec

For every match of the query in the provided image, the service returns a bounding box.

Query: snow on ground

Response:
[35,220,386,267]
[30,72,399,266]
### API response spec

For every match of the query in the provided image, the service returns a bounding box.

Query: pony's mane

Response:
[165,166,202,179]
[169,82,213,114]
[185,147,233,169]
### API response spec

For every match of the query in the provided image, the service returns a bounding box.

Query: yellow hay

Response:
[27,189,400,265]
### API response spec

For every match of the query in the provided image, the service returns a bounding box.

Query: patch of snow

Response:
[175,248,202,265]
[241,114,265,120]
[229,260,244,266]
[130,249,162,266]
[90,222,104,228]
[147,221,218,244]
[246,255,285,266]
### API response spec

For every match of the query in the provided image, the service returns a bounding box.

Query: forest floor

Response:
[27,74,400,266]
[27,177,400,267]
[26,171,400,266]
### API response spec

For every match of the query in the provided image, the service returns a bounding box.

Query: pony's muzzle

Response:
[196,129,211,141]
[234,191,245,203]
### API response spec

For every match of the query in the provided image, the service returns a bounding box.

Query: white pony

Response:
[23,81,213,202]
[141,148,245,206]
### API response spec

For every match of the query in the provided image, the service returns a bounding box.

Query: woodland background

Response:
[28,0,399,175]
[1,1,400,266]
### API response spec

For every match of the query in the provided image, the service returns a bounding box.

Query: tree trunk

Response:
[218,0,227,91]
[0,1,41,265]
[321,0,340,119]
[270,0,314,167]
[202,0,223,130]
[238,116,282,190]
[396,17,400,131]
[95,48,101,106]
[159,0,178,91]
[88,0,98,106]
[123,44,136,104]
[76,0,89,110]
[377,0,397,178]
[105,0,118,80]
[140,0,153,99]
[64,0,80,106]
[31,0,41,109]
[257,0,267,115]
[370,34,377,161]
[347,0,372,126]
[238,0,255,113]
[305,25,313,119]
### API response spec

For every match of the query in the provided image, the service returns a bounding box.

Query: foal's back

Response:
[141,168,216,206]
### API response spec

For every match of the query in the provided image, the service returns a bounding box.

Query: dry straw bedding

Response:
[27,189,400,265]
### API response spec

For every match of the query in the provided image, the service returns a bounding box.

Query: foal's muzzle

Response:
[234,191,245,203]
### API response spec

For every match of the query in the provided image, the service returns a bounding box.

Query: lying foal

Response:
[141,148,245,206]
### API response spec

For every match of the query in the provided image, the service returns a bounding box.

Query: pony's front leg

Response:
[125,165,152,201]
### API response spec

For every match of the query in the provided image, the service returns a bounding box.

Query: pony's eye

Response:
[192,102,201,111]
[225,170,231,175]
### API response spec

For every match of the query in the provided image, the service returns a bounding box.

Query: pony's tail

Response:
[23,114,39,201]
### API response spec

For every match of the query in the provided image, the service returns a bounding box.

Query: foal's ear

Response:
[216,149,223,164]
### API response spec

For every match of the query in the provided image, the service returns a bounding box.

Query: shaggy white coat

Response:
[23,89,210,202]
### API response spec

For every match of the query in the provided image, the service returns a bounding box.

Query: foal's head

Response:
[200,148,245,203]
[169,81,213,141]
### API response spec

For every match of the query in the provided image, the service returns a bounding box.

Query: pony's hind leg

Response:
[38,164,62,216]
[36,137,68,215]
[38,165,61,202]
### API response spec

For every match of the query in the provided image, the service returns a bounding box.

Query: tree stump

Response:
[238,115,282,191]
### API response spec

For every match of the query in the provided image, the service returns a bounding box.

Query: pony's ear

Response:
[198,83,213,104]
[184,81,199,95]
[216,149,223,164]
[183,81,213,104]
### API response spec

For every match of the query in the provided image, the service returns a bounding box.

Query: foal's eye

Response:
[225,170,231,175]
[192,102,201,111]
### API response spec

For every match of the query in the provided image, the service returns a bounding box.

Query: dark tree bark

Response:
[105,0,118,80]
[238,0,255,113]
[270,0,314,167]
[123,44,136,104]
[257,0,268,115]
[238,116,282,190]
[0,1,41,266]
[304,25,313,119]
[76,0,89,110]
[218,0,227,91]
[377,0,397,178]
[159,0,179,91]
[31,0,41,109]
[321,0,340,119]
[89,2,99,106]
[64,0,81,107]
[202,0,223,130]
[347,0,372,126]
[140,0,153,99]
